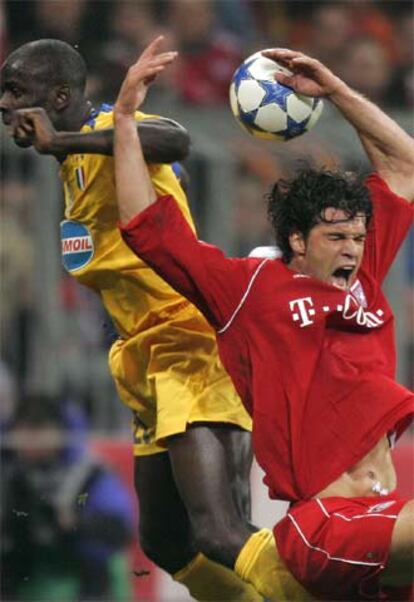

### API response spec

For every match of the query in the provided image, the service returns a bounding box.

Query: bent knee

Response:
[191,516,249,568]
[138,525,164,567]
[138,524,196,574]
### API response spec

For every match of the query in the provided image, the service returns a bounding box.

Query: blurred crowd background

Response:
[1,1,413,600]
[3,0,413,107]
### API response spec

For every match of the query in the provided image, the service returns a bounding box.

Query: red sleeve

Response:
[120,195,251,330]
[362,174,413,284]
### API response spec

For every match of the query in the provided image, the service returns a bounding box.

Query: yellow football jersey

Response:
[59,104,251,452]
[60,104,195,338]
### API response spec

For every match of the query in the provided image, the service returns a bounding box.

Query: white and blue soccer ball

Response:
[229,51,323,141]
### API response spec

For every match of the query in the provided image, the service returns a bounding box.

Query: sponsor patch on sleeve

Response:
[60,220,94,272]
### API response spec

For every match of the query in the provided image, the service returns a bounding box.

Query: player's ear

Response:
[53,84,71,111]
[289,231,306,256]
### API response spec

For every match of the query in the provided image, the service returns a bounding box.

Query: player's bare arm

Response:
[114,36,178,224]
[263,48,414,202]
[11,106,189,163]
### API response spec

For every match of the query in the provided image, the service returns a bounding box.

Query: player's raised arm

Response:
[11,107,189,163]
[113,37,178,224]
[263,49,414,202]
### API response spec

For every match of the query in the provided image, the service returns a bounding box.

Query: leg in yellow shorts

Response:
[110,333,314,600]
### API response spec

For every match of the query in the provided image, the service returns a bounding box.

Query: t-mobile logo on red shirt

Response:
[289,295,385,329]
[289,297,316,327]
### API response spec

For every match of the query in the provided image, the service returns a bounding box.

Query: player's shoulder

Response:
[365,173,390,197]
[366,173,412,204]
[82,103,162,132]
[82,103,114,131]
[366,173,414,219]
[237,254,278,282]
[246,247,284,275]
[248,245,281,259]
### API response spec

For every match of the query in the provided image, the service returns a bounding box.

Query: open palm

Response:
[114,36,177,115]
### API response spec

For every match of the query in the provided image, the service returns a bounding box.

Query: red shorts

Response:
[274,493,412,601]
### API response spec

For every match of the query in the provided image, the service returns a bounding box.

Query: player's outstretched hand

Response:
[262,49,346,98]
[11,107,57,153]
[114,36,177,118]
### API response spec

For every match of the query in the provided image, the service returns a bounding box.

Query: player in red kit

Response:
[112,43,414,600]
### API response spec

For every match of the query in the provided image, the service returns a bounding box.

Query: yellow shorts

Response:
[108,312,252,456]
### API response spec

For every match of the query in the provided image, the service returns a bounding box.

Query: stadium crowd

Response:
[0,1,412,600]
[2,0,413,108]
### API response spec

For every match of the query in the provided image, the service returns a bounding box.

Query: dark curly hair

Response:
[267,168,373,263]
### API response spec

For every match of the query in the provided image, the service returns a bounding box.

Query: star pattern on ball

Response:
[240,107,259,128]
[259,80,292,111]
[277,115,309,139]
[233,58,257,92]
[230,53,323,140]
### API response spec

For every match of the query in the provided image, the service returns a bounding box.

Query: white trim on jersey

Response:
[287,513,383,567]
[331,512,399,521]
[316,498,330,517]
[317,499,398,521]
[217,258,270,334]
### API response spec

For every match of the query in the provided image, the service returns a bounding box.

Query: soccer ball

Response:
[229,51,323,141]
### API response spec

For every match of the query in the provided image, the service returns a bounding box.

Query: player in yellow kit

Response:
[1,38,262,601]
[2,37,315,602]
[60,105,252,455]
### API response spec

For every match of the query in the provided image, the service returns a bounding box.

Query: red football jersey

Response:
[121,174,414,501]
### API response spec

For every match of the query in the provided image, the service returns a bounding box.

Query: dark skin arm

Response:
[11,107,190,163]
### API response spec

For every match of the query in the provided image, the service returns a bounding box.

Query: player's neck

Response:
[287,256,305,276]
[56,99,93,132]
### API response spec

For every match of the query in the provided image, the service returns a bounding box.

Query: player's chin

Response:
[13,137,33,148]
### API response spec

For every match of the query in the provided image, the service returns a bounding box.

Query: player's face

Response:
[0,59,50,126]
[295,208,367,290]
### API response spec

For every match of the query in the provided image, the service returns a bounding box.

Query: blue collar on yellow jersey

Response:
[83,103,113,129]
